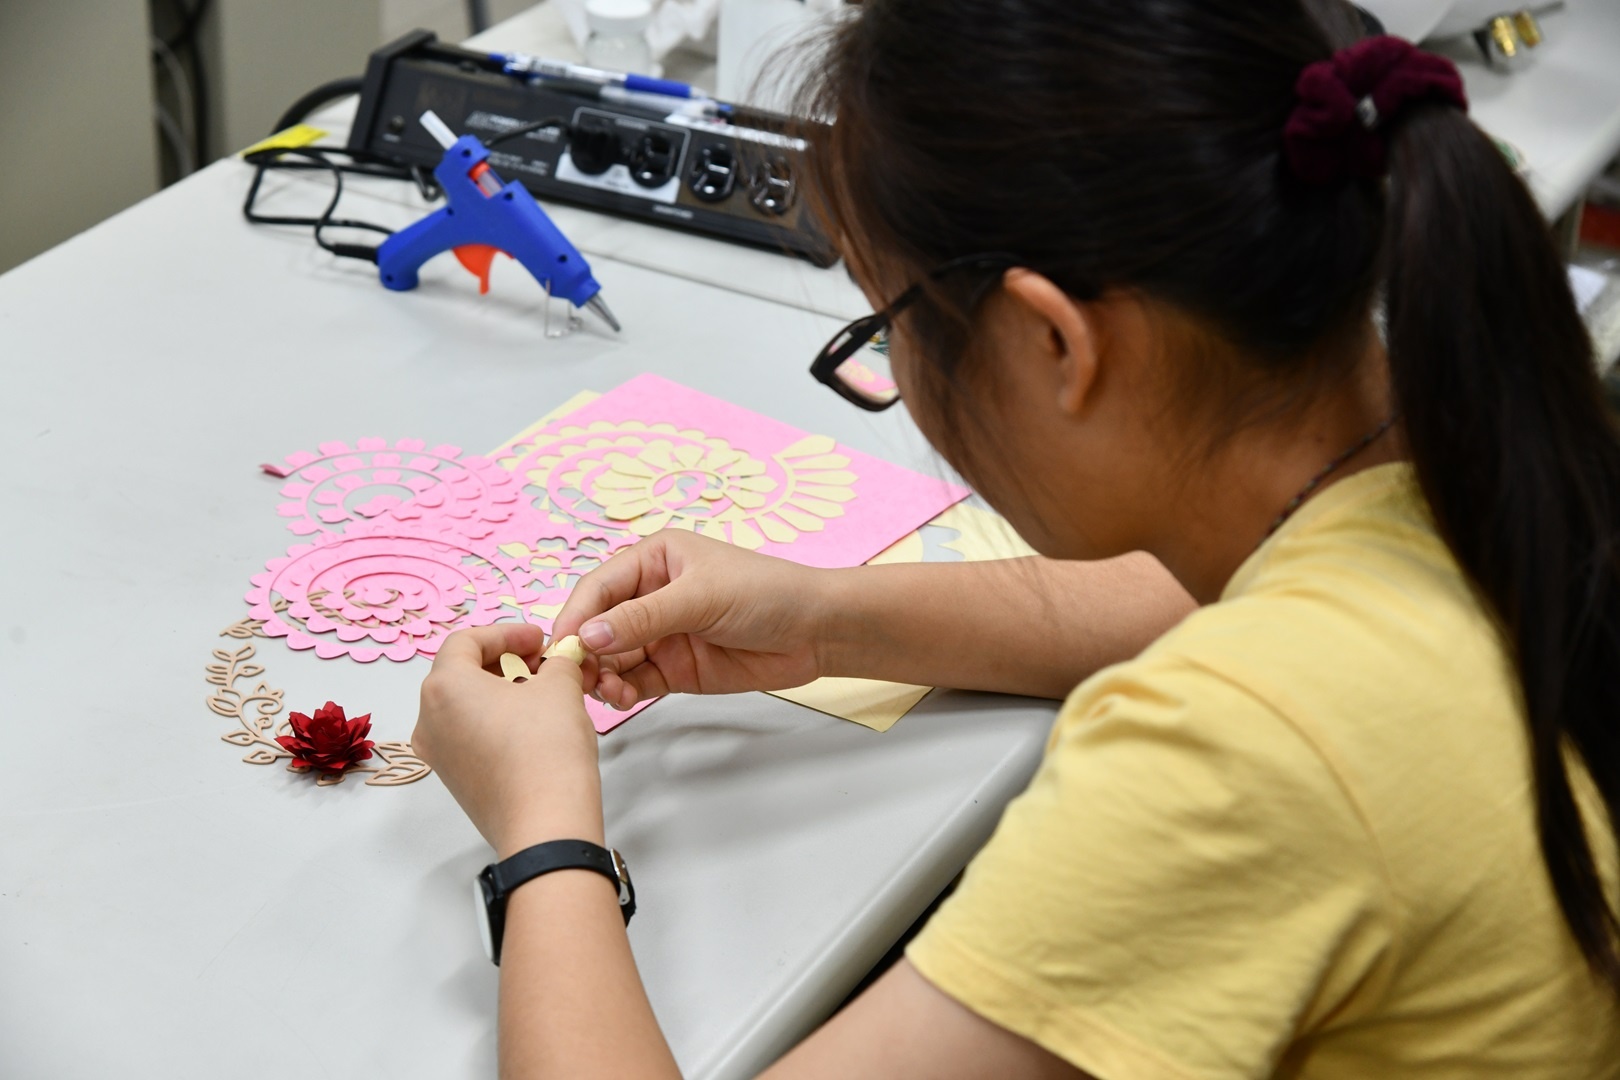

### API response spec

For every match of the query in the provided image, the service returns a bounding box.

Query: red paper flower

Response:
[276,701,375,775]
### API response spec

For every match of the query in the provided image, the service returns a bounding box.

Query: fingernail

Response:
[580,621,614,650]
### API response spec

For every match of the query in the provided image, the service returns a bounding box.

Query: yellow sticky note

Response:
[239,124,328,158]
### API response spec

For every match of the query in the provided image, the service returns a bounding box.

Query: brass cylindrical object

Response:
[1513,10,1544,48]
[1488,14,1521,59]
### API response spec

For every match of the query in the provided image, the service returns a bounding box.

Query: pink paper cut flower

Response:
[269,438,520,538]
[244,523,537,662]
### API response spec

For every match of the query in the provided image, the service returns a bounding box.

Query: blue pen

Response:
[599,85,721,115]
[491,51,723,108]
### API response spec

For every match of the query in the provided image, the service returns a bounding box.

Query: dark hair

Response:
[797,0,1620,992]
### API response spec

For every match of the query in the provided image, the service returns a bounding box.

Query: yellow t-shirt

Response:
[908,463,1620,1078]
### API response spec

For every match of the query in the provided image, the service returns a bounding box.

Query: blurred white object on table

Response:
[555,0,722,65]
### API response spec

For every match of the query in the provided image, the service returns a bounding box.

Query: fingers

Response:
[553,531,730,656]
[531,651,585,692]
[579,578,718,659]
[552,538,672,644]
[432,623,547,675]
[594,659,673,710]
[594,646,647,678]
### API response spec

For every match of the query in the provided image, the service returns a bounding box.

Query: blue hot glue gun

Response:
[376,111,620,332]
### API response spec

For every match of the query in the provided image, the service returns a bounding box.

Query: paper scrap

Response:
[543,635,587,664]
[772,677,933,733]
[499,652,532,682]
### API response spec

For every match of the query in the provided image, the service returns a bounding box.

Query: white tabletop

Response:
[0,136,1054,1078]
[1447,0,1620,219]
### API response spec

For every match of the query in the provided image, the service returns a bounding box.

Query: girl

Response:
[412,0,1620,1075]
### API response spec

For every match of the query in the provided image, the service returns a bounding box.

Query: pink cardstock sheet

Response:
[495,373,969,571]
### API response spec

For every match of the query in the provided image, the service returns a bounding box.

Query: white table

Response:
[1445,0,1620,220]
[1439,1,1620,365]
[0,91,1054,1080]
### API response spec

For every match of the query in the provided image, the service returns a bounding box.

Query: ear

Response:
[1000,270,1100,416]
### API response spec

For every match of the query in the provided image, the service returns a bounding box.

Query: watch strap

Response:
[479,839,634,965]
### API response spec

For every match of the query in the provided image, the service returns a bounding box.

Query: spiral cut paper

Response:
[242,375,968,730]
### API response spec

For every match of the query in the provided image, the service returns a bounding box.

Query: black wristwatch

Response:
[475,839,636,965]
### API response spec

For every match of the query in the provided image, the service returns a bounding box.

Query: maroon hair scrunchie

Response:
[1284,35,1468,185]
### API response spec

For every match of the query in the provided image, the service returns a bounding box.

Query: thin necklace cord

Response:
[1261,413,1401,544]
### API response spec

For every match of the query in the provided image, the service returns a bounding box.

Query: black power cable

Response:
[241,81,572,264]
[242,147,399,263]
[484,117,571,148]
[270,76,368,140]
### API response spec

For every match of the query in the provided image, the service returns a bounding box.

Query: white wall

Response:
[380,0,536,47]
[0,0,541,276]
[206,0,382,157]
[205,0,537,161]
[0,2,158,275]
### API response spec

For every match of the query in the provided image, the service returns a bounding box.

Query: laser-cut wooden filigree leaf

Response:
[365,742,432,787]
[204,622,429,789]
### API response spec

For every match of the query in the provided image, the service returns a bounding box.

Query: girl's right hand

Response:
[550,530,837,710]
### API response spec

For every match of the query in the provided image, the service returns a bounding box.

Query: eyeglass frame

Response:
[809,252,1021,412]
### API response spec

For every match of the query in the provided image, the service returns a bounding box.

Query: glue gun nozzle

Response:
[584,293,621,333]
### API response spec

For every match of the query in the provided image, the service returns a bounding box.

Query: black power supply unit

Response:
[347,31,837,267]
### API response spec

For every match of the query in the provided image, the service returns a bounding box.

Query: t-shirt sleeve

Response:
[906,658,1395,1080]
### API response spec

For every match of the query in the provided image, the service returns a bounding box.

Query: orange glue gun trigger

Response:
[453,244,503,294]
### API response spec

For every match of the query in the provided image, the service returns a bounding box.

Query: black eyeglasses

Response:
[809,253,1020,411]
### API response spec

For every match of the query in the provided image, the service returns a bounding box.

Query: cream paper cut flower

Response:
[579,433,858,549]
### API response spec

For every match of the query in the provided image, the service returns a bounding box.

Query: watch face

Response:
[474,876,497,964]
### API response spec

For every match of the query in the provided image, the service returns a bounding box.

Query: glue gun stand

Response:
[376,135,620,332]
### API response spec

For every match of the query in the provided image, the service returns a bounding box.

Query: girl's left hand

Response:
[411,623,605,858]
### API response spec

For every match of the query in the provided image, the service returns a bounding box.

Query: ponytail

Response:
[1384,106,1620,991]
